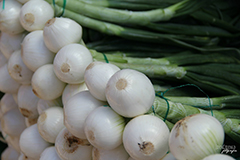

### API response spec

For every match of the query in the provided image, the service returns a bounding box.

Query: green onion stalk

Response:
[49,3,214,47]
[47,0,210,25]
[45,2,240,54]
[164,95,240,110]
[191,10,240,34]
[75,0,172,10]
[86,37,186,56]
[77,0,182,7]
[146,22,236,37]
[86,36,240,59]
[83,0,240,37]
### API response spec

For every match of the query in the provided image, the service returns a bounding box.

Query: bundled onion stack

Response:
[0,0,237,160]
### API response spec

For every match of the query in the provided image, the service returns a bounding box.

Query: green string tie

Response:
[153,92,170,122]
[2,0,5,9]
[60,0,66,17]
[102,53,109,63]
[154,83,213,122]
[52,0,66,17]
[52,0,56,16]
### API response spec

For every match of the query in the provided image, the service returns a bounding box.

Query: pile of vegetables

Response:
[0,0,240,159]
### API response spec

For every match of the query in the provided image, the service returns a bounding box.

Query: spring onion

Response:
[64,90,107,139]
[7,50,34,85]
[169,114,225,160]
[61,83,88,106]
[1,108,26,137]
[21,30,55,72]
[105,69,155,118]
[19,124,51,159]
[0,64,21,94]
[39,146,61,160]
[123,114,170,160]
[43,17,83,53]
[31,64,66,100]
[84,106,126,150]
[0,93,18,114]
[0,31,26,60]
[19,0,54,32]
[202,154,236,160]
[84,61,120,101]
[25,117,38,127]
[92,145,129,160]
[53,43,93,84]
[17,84,39,119]
[0,0,24,35]
[0,50,7,68]
[37,106,65,143]
[37,97,63,115]
[1,147,20,160]
[40,146,61,160]
[55,127,92,160]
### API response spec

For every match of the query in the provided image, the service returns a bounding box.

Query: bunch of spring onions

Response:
[0,0,240,159]
[41,0,240,97]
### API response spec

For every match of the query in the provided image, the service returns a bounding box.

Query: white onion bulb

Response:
[202,154,235,160]
[0,0,25,35]
[19,0,54,32]
[21,30,55,72]
[106,69,155,118]
[8,49,34,84]
[0,64,20,94]
[160,152,177,160]
[0,31,26,59]
[55,127,93,160]
[19,124,51,159]
[64,91,107,139]
[123,115,170,160]
[12,93,18,104]
[0,93,18,114]
[43,17,83,53]
[31,64,66,100]
[1,108,27,137]
[62,83,88,106]
[40,146,61,160]
[53,43,93,84]
[17,0,30,4]
[37,106,65,143]
[18,153,35,160]
[92,145,129,160]
[0,108,3,120]
[37,97,63,115]
[25,117,38,127]
[84,61,120,101]
[84,106,125,150]
[169,114,225,160]
[0,50,8,68]
[17,84,39,119]
[1,147,20,160]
